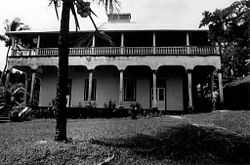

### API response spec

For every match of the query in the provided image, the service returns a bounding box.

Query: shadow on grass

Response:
[90,124,250,164]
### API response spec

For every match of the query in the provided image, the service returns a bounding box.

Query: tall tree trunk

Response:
[54,0,71,141]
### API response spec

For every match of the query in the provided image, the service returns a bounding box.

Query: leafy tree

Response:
[49,0,120,141]
[200,0,250,81]
[0,18,30,85]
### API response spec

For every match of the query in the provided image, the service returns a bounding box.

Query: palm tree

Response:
[0,18,30,86]
[50,0,120,141]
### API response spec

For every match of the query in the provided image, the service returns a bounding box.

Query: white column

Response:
[218,70,224,104]
[88,70,93,102]
[119,70,124,105]
[211,71,215,110]
[24,73,29,106]
[187,70,193,110]
[121,33,124,55]
[29,72,36,105]
[186,32,190,54]
[4,71,11,88]
[152,71,157,108]
[153,32,156,54]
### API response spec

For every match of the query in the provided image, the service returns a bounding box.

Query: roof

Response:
[6,22,208,36]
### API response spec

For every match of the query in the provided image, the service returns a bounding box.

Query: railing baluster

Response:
[12,46,219,57]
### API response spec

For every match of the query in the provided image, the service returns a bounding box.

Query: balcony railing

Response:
[11,46,219,57]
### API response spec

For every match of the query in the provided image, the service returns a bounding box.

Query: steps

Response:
[0,86,10,122]
[0,106,10,123]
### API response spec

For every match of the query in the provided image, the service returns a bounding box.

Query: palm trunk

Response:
[0,46,11,86]
[54,0,71,141]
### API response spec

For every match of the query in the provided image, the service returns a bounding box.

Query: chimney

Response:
[107,13,131,23]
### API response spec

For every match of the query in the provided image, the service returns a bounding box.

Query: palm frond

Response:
[97,0,120,13]
[70,2,80,31]
[88,14,99,31]
[49,0,60,20]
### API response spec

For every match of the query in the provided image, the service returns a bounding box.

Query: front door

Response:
[151,87,166,111]
[157,87,166,110]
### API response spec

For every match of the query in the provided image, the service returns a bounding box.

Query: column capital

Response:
[30,69,37,73]
[187,69,193,73]
[217,69,223,73]
[88,69,94,73]
[152,70,157,74]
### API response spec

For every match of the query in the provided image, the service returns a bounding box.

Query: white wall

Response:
[39,71,57,106]
[38,67,184,110]
[70,70,87,107]
[94,68,119,108]
[166,74,184,111]
[136,79,150,109]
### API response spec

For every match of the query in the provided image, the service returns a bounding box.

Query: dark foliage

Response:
[91,124,250,164]
[200,0,250,80]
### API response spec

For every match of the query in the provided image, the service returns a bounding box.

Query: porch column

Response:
[187,69,193,110]
[218,70,224,104]
[121,33,124,54]
[24,73,29,106]
[119,70,124,105]
[211,70,215,110]
[152,70,157,108]
[4,70,11,88]
[29,71,36,105]
[153,32,156,54]
[88,70,93,102]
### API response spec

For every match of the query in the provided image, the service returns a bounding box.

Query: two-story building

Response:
[6,13,223,112]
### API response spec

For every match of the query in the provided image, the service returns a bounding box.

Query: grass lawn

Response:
[1,110,250,165]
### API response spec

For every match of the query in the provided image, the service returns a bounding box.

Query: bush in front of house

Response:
[9,106,32,122]
[129,102,142,119]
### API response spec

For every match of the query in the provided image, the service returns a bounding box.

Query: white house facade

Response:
[6,14,223,112]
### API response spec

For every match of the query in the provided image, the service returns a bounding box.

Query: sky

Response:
[0,0,236,70]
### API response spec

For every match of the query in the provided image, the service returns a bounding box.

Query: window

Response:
[124,79,136,101]
[84,79,96,101]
